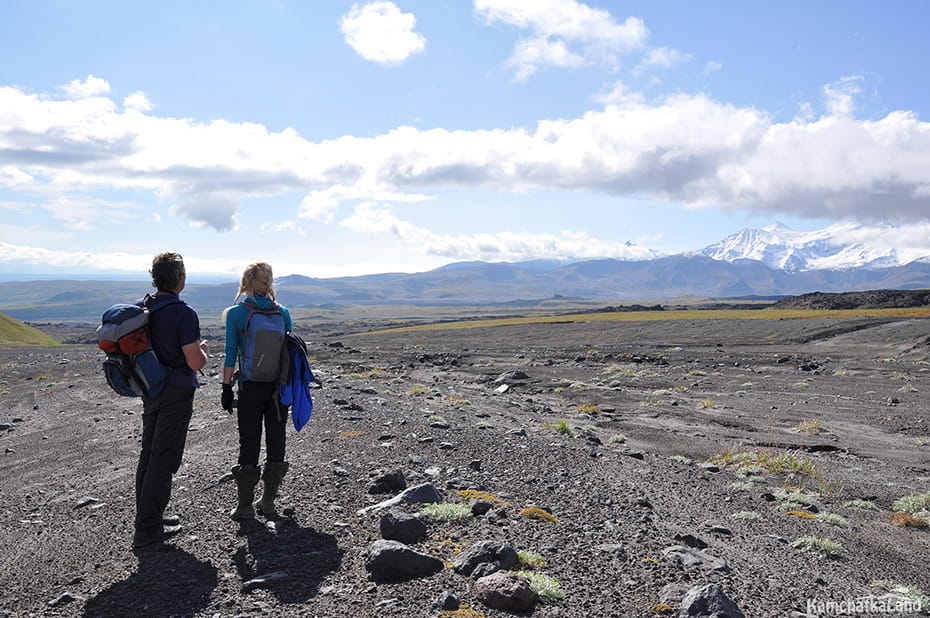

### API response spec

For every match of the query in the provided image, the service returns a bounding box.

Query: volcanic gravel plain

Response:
[1,314,929,617]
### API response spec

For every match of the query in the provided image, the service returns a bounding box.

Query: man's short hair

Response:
[150,252,185,292]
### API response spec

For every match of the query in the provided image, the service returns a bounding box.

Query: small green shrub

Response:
[790,536,845,558]
[408,383,433,396]
[699,398,717,409]
[840,499,879,511]
[894,493,930,517]
[515,571,565,603]
[734,464,766,477]
[421,503,472,522]
[608,434,627,444]
[776,490,820,507]
[870,581,930,606]
[517,550,546,568]
[817,513,850,527]
[728,481,754,492]
[796,419,826,434]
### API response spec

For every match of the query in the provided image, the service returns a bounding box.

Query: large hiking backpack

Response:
[97,295,181,398]
[238,299,287,382]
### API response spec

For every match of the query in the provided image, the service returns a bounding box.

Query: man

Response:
[133,252,208,550]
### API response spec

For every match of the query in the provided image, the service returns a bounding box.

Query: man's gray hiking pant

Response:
[135,384,195,535]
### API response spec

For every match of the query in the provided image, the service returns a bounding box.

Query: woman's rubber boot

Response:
[230,464,261,521]
[254,461,289,517]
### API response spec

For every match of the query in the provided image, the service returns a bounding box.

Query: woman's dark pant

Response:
[236,381,287,466]
[135,384,195,533]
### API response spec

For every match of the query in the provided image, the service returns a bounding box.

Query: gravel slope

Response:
[1,315,929,617]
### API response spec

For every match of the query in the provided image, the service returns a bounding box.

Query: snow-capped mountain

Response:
[698,222,900,273]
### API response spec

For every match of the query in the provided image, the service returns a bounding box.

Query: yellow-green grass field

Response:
[0,312,60,346]
[357,307,930,336]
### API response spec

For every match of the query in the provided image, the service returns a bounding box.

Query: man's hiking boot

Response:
[230,464,261,521]
[132,524,182,550]
[254,461,289,518]
[162,515,180,527]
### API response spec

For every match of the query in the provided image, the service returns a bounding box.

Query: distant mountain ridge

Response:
[697,222,906,272]
[2,223,929,321]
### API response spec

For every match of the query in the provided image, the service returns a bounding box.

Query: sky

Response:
[1,0,929,281]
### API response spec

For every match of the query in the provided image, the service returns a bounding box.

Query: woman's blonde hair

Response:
[234,262,275,303]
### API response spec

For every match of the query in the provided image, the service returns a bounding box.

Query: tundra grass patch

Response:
[893,493,930,517]
[790,536,845,558]
[421,503,472,522]
[359,307,930,335]
[515,571,565,603]
[520,507,560,523]
[456,489,510,506]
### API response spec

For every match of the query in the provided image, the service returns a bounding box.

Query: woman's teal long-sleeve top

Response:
[223,296,293,369]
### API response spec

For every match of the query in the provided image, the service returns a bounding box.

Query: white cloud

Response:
[594,81,644,106]
[633,47,692,76]
[61,74,111,99]
[124,91,153,112]
[340,1,426,65]
[475,0,648,78]
[702,60,723,76]
[341,202,659,261]
[824,75,863,118]
[0,240,246,276]
[260,220,305,234]
[2,77,930,236]
[508,36,584,80]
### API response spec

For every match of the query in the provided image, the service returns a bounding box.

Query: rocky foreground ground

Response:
[1,315,930,617]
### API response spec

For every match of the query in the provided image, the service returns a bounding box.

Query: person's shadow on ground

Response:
[83,545,217,617]
[233,516,343,605]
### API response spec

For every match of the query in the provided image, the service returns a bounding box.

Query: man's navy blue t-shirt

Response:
[147,293,201,388]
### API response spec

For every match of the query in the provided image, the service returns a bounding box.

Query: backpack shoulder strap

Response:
[141,293,184,315]
[240,298,281,331]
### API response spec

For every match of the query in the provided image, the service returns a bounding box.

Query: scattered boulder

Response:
[452,540,518,578]
[596,543,628,561]
[677,583,745,617]
[470,499,493,516]
[473,570,537,612]
[357,483,443,515]
[367,468,406,494]
[659,582,690,606]
[494,370,530,384]
[432,591,459,611]
[379,510,428,544]
[365,540,443,582]
[241,571,289,593]
[662,546,730,572]
[73,496,104,510]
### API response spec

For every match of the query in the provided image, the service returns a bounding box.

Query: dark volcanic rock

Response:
[678,583,745,617]
[452,540,519,577]
[473,570,537,612]
[365,540,443,582]
[379,510,428,544]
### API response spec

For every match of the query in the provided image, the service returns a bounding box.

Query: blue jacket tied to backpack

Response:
[278,332,316,431]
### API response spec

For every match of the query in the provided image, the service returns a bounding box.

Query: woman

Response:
[221,262,293,520]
